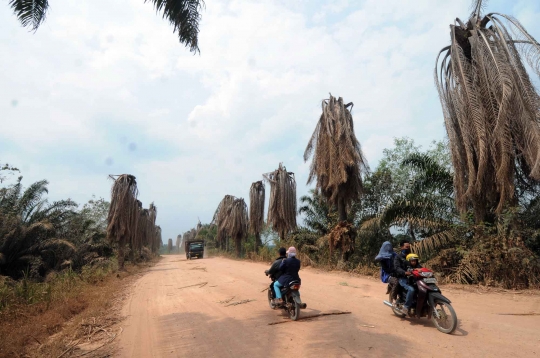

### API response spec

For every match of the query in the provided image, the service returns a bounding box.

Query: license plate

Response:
[424,278,437,284]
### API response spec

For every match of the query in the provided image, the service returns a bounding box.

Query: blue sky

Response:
[1,0,540,243]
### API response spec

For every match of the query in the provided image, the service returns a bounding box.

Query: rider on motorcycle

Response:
[265,247,287,297]
[406,253,422,270]
[273,247,301,304]
[394,240,415,315]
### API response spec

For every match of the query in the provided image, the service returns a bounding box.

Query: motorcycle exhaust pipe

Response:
[300,303,307,309]
[383,300,393,308]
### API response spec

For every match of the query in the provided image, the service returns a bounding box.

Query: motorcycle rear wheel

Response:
[288,299,300,321]
[431,301,457,334]
[389,293,405,317]
[268,288,276,309]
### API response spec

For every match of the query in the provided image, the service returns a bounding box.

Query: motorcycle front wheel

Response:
[431,301,457,334]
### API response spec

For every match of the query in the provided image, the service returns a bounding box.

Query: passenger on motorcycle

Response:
[265,247,287,297]
[273,247,301,304]
[374,241,396,283]
[394,240,417,315]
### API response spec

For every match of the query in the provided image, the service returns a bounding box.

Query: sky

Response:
[1,0,540,243]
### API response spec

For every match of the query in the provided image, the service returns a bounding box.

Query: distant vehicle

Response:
[185,239,204,260]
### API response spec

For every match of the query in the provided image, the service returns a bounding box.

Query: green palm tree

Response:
[0,177,78,278]
[364,153,458,258]
[298,189,332,236]
[8,0,204,52]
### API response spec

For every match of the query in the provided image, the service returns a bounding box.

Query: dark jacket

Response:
[394,253,409,278]
[278,257,301,285]
[268,256,286,280]
[394,253,423,278]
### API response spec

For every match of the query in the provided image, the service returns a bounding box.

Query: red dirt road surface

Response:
[117,256,540,357]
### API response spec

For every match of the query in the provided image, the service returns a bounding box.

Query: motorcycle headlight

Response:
[420,271,433,278]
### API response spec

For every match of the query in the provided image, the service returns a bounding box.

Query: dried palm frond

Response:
[263,163,297,240]
[249,181,265,235]
[106,174,138,268]
[304,94,369,221]
[411,229,456,259]
[324,221,356,261]
[435,0,540,222]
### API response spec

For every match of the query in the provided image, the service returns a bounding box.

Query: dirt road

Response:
[117,256,540,357]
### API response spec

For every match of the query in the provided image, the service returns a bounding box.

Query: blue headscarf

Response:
[375,241,394,262]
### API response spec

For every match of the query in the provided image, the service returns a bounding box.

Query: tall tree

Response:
[304,94,369,222]
[106,174,138,269]
[7,0,204,53]
[263,163,297,241]
[435,0,540,222]
[249,181,265,252]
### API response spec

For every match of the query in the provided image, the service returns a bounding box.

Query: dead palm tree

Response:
[155,226,162,253]
[249,181,265,252]
[106,174,138,269]
[435,0,540,222]
[176,234,182,253]
[167,238,173,253]
[263,163,297,241]
[8,0,204,52]
[148,203,158,253]
[304,94,369,222]
[223,198,249,256]
[213,195,235,250]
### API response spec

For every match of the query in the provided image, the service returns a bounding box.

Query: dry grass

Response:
[0,259,159,358]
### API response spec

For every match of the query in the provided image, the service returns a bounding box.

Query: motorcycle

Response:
[383,267,458,334]
[265,270,307,321]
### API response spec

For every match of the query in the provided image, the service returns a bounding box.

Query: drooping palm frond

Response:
[145,0,204,53]
[263,163,297,240]
[435,1,540,221]
[304,94,369,221]
[9,0,49,31]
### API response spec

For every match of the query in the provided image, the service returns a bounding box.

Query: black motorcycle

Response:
[265,270,306,321]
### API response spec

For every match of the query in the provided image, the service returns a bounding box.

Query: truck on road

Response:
[185,239,205,260]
